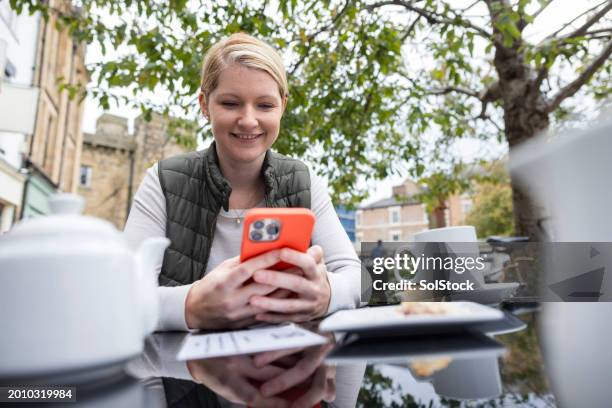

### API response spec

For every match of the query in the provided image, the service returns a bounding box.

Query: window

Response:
[390,230,401,241]
[421,204,429,223]
[80,165,92,187]
[462,198,473,215]
[389,206,400,224]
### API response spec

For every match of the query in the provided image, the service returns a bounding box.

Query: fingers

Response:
[250,295,313,314]
[228,250,281,288]
[267,288,293,299]
[260,344,332,397]
[239,360,286,381]
[224,305,266,321]
[253,268,314,294]
[278,248,319,280]
[235,283,278,305]
[253,347,305,368]
[292,366,330,408]
[227,377,289,408]
[307,245,324,264]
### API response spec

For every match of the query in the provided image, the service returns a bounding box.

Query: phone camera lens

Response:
[251,231,263,241]
[266,224,279,235]
[253,220,264,229]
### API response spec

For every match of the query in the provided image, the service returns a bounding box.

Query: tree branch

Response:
[366,0,491,37]
[401,15,422,41]
[544,1,610,41]
[562,27,612,40]
[533,65,549,94]
[546,39,612,113]
[426,86,481,98]
[288,0,351,76]
[461,0,482,13]
[306,0,352,41]
[561,2,612,40]
[531,0,553,21]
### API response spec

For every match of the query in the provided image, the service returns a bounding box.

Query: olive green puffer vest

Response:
[157,142,311,286]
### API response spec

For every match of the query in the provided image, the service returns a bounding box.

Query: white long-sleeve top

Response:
[124,163,361,331]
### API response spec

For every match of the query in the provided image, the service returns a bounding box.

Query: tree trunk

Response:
[432,206,446,228]
[488,3,551,241]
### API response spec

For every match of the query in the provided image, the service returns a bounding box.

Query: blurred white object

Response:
[511,118,612,406]
[511,118,612,242]
[412,226,477,243]
[0,193,169,377]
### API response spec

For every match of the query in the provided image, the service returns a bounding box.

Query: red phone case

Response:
[240,208,315,270]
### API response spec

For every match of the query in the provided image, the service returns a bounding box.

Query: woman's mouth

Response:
[230,132,264,141]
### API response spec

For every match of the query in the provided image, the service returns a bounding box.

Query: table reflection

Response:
[126,331,364,408]
[0,308,556,407]
[123,309,554,408]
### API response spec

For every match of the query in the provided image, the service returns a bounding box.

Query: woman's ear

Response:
[198,92,209,120]
[281,96,288,114]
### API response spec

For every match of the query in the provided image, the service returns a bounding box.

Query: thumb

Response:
[307,245,324,264]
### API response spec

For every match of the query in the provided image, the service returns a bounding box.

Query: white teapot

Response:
[0,193,169,377]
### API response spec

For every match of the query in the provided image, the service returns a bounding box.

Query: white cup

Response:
[412,226,478,243]
[412,226,484,287]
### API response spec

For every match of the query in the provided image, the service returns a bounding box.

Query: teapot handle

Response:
[135,237,170,336]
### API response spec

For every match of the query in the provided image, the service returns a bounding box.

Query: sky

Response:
[80,0,608,204]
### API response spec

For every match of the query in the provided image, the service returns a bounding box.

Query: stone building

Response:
[24,0,88,218]
[78,113,192,229]
[0,0,88,230]
[355,178,472,244]
[356,179,430,244]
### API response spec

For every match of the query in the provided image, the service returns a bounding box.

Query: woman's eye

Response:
[221,101,238,107]
[259,104,274,109]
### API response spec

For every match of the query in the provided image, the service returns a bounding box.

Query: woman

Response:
[124,33,361,331]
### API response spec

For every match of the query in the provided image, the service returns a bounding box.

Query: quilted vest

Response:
[157,142,311,286]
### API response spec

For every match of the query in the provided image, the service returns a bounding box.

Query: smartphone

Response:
[240,208,315,270]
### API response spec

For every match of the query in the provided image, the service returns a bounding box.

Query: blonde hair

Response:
[200,33,288,100]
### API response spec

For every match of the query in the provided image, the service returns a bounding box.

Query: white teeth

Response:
[232,133,262,140]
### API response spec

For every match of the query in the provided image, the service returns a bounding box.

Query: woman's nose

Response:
[237,106,258,129]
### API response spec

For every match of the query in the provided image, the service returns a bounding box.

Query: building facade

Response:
[78,113,191,229]
[356,179,430,244]
[23,0,88,218]
[0,0,87,230]
[0,1,38,231]
[355,178,472,244]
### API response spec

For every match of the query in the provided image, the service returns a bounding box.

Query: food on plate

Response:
[397,301,474,316]
[410,356,453,377]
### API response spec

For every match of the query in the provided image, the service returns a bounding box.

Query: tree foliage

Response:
[9,0,612,231]
[415,163,471,228]
[466,181,514,237]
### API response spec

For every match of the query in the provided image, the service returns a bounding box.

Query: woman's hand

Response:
[186,355,290,408]
[185,250,283,330]
[252,343,335,402]
[249,246,332,323]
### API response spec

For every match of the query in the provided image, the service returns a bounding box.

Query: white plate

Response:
[449,282,520,305]
[326,331,504,365]
[319,302,504,334]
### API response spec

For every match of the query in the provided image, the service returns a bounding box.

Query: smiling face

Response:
[200,64,286,167]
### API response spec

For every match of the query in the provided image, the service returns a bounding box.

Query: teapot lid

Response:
[6,193,120,240]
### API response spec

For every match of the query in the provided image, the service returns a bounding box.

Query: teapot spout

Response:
[136,237,170,335]
[137,237,170,276]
